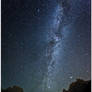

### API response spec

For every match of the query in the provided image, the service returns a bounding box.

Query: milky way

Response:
[2,0,91,92]
[41,5,63,91]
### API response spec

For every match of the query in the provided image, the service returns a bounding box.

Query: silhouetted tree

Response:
[63,79,91,92]
[2,86,24,92]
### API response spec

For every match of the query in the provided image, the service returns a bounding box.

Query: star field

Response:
[2,0,91,92]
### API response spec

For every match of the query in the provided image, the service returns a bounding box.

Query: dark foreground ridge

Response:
[63,79,91,92]
[2,79,91,92]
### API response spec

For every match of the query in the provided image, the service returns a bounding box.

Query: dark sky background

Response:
[2,0,91,92]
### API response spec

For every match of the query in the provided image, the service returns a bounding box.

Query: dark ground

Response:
[2,79,91,92]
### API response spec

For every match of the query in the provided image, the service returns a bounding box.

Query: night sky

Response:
[2,0,91,92]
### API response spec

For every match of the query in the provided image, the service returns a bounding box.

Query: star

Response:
[84,53,89,56]
[69,76,73,79]
[19,42,24,49]
[86,70,89,73]
[8,32,13,38]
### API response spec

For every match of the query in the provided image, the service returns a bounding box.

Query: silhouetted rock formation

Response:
[63,79,91,92]
[2,86,23,92]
